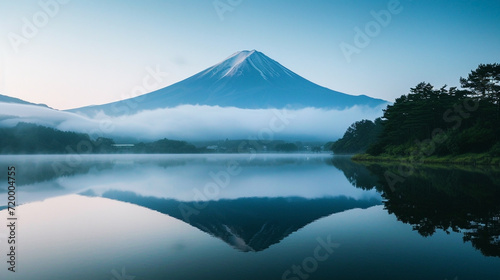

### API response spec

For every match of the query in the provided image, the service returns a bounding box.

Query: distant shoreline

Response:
[351,153,500,166]
[0,152,330,156]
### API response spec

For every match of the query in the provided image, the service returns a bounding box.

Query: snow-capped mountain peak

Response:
[68,50,387,116]
[198,50,296,81]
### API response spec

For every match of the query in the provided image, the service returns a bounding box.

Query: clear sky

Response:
[1,0,499,110]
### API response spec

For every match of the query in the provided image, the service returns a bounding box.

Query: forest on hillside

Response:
[0,123,198,154]
[0,122,311,154]
[331,63,500,158]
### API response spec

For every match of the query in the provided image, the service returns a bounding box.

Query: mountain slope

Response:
[98,190,381,252]
[0,93,50,108]
[0,102,88,129]
[69,50,387,116]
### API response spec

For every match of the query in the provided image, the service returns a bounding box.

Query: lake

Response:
[0,154,499,280]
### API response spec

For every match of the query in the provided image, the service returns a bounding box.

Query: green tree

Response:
[275,143,298,152]
[93,137,116,153]
[331,118,383,154]
[460,63,500,102]
[336,64,500,157]
[460,63,500,124]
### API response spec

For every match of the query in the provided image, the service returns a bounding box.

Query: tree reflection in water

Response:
[330,156,500,257]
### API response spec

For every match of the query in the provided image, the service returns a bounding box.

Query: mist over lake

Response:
[1,1,499,279]
[0,154,499,280]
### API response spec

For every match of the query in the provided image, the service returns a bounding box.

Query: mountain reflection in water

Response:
[0,154,499,279]
[84,190,380,252]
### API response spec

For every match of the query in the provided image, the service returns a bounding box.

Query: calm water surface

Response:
[0,154,499,280]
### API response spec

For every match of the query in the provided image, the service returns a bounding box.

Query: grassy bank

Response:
[352,153,500,166]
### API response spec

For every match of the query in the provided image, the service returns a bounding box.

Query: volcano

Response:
[69,50,386,116]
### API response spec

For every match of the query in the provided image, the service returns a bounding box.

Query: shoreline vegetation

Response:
[0,122,325,155]
[330,63,500,167]
[351,153,500,167]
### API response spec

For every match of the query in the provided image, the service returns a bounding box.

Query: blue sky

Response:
[1,0,499,110]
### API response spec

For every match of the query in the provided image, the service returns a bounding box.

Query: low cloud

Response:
[0,103,386,142]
